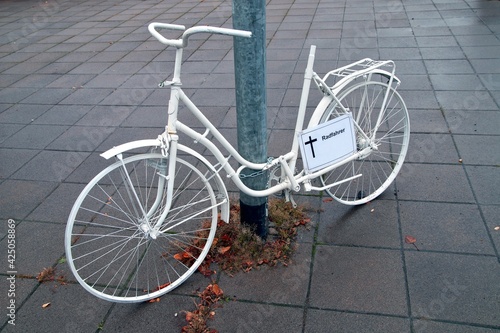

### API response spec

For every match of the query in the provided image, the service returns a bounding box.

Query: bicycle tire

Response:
[313,80,410,204]
[65,153,222,303]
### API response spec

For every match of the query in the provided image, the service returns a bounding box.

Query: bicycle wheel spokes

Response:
[66,153,219,302]
[319,81,410,204]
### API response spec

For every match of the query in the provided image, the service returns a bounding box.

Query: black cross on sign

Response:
[305,135,318,158]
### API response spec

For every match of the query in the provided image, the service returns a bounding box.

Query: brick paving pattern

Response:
[0,0,499,332]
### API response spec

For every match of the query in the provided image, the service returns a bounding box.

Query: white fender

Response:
[308,69,400,129]
[100,138,230,223]
[308,95,334,129]
[100,139,161,159]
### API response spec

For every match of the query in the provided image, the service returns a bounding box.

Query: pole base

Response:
[240,200,268,240]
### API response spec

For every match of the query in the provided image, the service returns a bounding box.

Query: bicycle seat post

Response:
[172,46,183,85]
[165,46,184,135]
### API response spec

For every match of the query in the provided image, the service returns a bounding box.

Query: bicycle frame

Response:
[101,24,376,200]
[164,44,368,199]
[66,22,410,303]
[100,22,401,221]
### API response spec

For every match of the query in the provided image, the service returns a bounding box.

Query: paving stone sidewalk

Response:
[1,0,499,332]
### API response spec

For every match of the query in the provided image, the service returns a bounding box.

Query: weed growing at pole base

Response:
[180,198,312,332]
[189,198,312,275]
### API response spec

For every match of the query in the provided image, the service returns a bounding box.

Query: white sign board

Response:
[298,113,356,173]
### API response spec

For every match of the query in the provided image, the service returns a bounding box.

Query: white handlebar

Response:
[148,22,252,48]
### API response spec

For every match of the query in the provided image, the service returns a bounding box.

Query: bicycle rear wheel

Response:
[316,81,410,204]
[65,153,221,303]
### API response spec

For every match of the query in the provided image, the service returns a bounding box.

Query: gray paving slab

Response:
[36,61,80,74]
[406,133,459,164]
[305,311,411,333]
[400,90,440,110]
[0,149,39,179]
[2,124,68,149]
[12,150,86,182]
[102,294,195,332]
[1,0,499,332]
[318,199,401,249]
[309,246,408,316]
[482,205,500,253]
[465,165,500,205]
[397,164,476,203]
[396,73,432,90]
[59,87,114,105]
[212,300,304,333]
[21,87,74,105]
[436,90,498,111]
[412,321,500,333]
[25,183,85,224]
[444,110,500,135]
[4,283,113,333]
[0,278,38,329]
[218,244,312,306]
[0,180,58,220]
[46,125,114,152]
[1,220,65,276]
[0,88,37,104]
[454,135,500,166]
[406,251,500,328]
[32,105,93,126]
[63,152,121,184]
[0,124,23,144]
[399,201,496,255]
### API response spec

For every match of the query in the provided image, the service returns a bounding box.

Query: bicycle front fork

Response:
[129,134,178,239]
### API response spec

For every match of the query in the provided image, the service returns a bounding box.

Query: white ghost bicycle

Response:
[65,22,410,303]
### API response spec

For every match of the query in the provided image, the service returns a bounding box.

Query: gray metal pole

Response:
[232,0,268,239]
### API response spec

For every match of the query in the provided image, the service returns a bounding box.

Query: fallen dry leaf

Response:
[218,246,231,255]
[405,235,417,244]
[153,282,171,291]
[198,263,215,277]
[42,302,51,308]
[494,226,500,231]
[211,283,223,297]
[148,298,160,303]
[322,198,334,203]
[37,267,56,283]
[404,235,419,250]
[295,218,311,226]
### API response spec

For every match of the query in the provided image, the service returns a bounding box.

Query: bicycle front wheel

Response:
[65,153,221,303]
[317,81,410,204]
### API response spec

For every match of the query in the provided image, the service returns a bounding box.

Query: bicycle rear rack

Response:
[315,58,398,95]
[326,58,395,80]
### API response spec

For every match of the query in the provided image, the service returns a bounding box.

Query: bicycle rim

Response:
[65,153,219,302]
[319,81,410,204]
